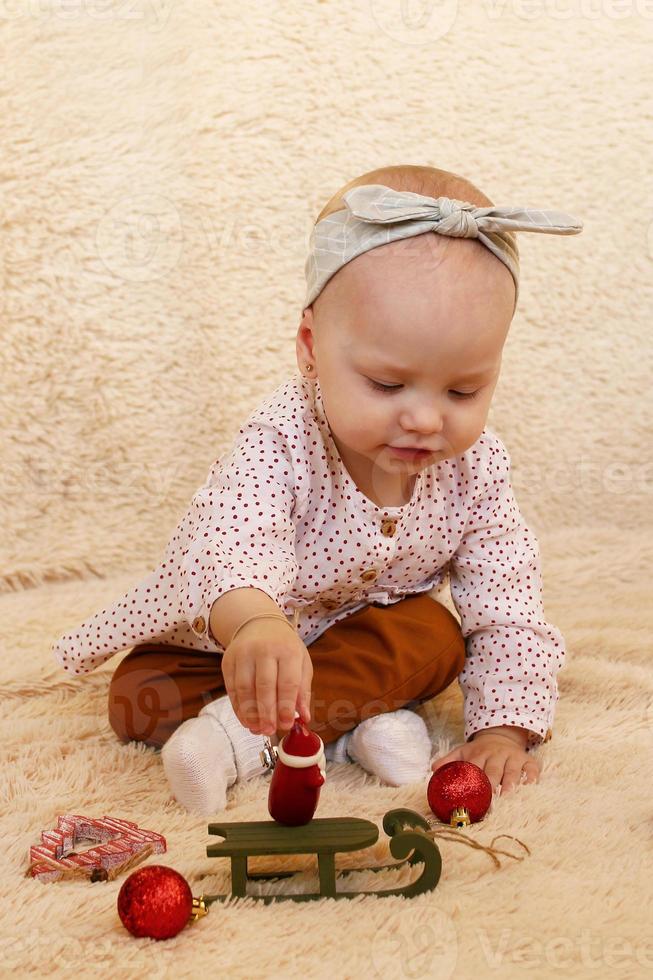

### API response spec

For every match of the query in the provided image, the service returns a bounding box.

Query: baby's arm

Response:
[437,434,566,794]
[49,417,301,676]
[210,586,312,734]
[176,419,300,650]
[209,586,285,649]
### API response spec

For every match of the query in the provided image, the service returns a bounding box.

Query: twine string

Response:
[423,825,531,871]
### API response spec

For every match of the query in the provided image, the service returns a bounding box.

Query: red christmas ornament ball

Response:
[117,865,193,940]
[428,760,493,824]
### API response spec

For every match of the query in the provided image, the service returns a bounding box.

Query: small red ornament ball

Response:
[117,865,193,940]
[428,760,493,824]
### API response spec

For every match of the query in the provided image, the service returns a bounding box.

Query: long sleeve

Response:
[447,436,566,752]
[175,420,300,640]
[50,419,300,673]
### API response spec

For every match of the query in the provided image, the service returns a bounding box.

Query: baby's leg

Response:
[162,694,273,815]
[307,593,466,740]
[107,643,325,815]
[107,593,463,749]
[308,594,466,784]
[107,645,265,814]
[107,643,227,748]
[106,592,465,809]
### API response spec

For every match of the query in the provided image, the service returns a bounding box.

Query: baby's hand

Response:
[431,731,541,796]
[221,619,313,736]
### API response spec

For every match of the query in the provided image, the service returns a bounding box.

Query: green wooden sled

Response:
[199,808,442,904]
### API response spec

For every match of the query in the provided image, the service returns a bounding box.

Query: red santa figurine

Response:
[264,712,326,826]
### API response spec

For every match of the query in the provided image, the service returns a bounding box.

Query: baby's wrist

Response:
[471,725,530,747]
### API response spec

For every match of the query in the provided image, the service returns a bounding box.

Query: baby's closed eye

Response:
[365,378,479,399]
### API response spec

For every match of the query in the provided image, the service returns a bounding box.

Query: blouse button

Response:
[543,728,553,743]
[361,569,378,583]
[192,616,206,634]
[381,519,397,537]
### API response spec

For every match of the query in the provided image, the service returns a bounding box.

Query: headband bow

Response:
[304,183,583,313]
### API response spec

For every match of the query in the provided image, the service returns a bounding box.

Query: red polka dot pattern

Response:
[50,375,565,751]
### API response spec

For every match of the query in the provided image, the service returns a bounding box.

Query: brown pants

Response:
[107,594,466,750]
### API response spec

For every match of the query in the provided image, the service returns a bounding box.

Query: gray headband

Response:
[303,183,583,313]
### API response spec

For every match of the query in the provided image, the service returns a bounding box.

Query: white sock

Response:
[200,695,269,782]
[346,708,433,786]
[160,695,267,816]
[161,714,237,816]
[324,729,352,763]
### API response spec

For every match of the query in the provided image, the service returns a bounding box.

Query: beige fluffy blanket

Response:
[2,3,651,978]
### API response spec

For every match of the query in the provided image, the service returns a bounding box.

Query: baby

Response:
[51,163,582,817]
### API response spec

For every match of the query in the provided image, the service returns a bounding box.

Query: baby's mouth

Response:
[387,445,435,458]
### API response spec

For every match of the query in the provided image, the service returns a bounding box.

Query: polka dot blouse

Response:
[51,374,566,750]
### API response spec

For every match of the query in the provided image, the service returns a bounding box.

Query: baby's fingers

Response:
[483,756,507,796]
[521,759,540,785]
[220,649,254,728]
[255,657,279,735]
[498,757,527,796]
[298,652,313,724]
[276,655,303,732]
[229,657,277,733]
[498,757,540,795]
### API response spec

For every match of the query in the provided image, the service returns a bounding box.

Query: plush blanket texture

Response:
[2,3,651,978]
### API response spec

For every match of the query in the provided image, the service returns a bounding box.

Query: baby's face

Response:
[297,233,515,502]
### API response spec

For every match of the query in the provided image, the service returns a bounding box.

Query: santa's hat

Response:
[277,712,325,768]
